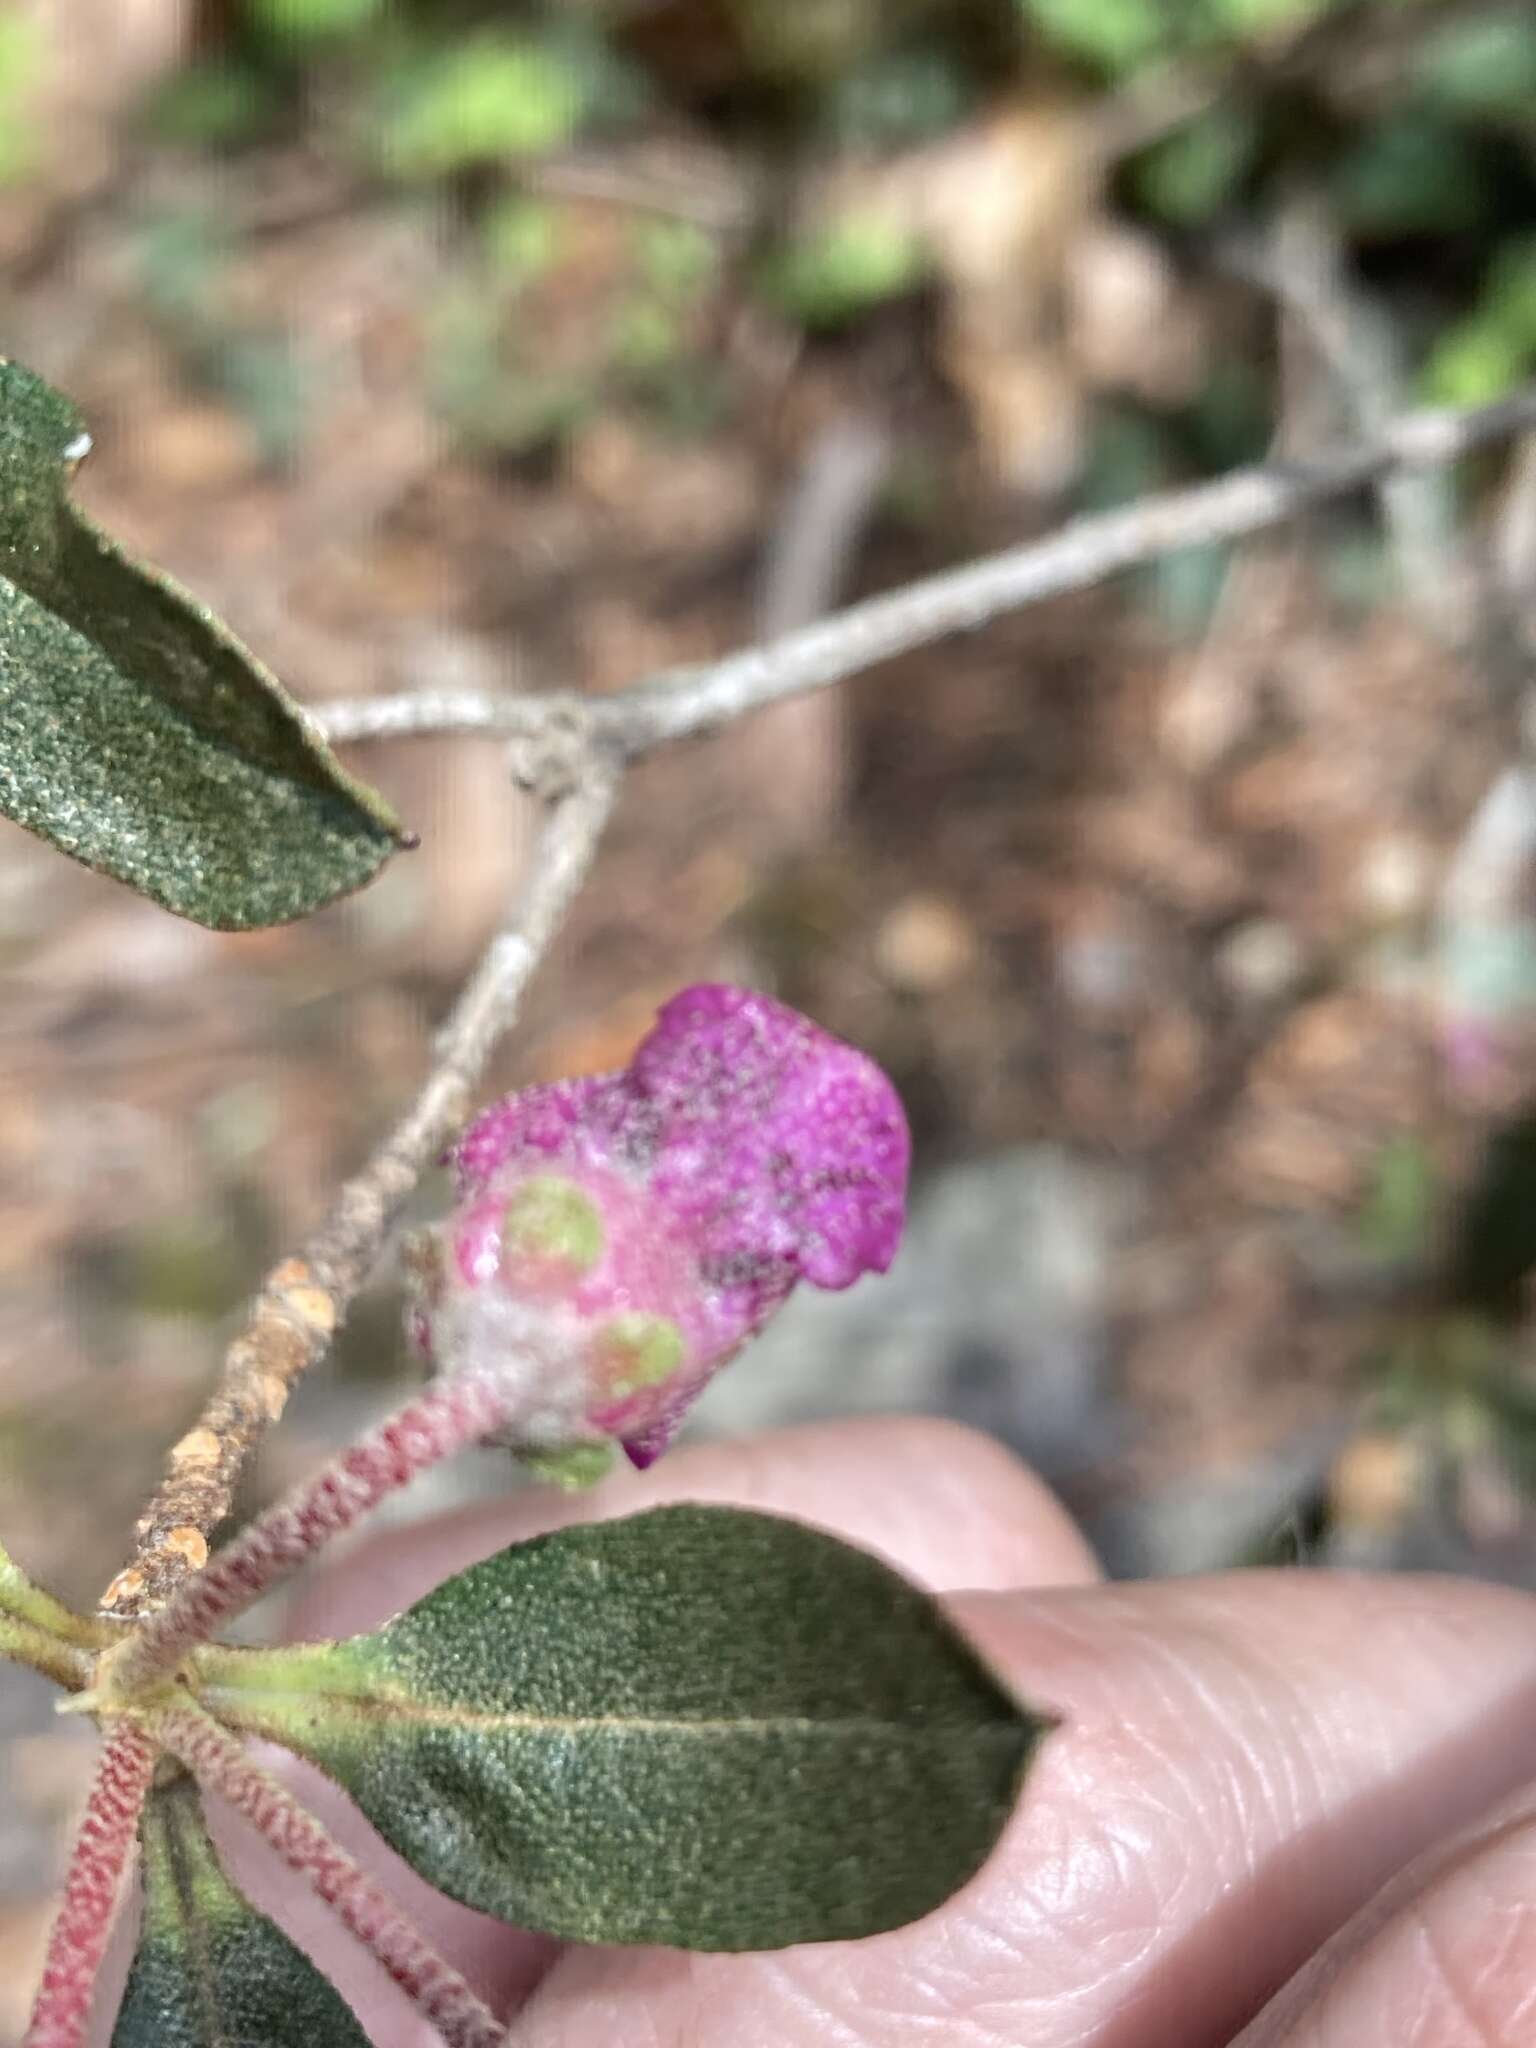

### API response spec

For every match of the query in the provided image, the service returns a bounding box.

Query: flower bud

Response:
[408,984,910,1472]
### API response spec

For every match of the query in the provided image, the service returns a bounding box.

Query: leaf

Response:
[0,358,404,929]
[113,1778,370,2048]
[198,1504,1048,1951]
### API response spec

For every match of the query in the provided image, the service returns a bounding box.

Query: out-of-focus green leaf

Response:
[247,0,386,41]
[1423,240,1536,404]
[1020,0,1167,75]
[145,60,278,149]
[113,1779,370,2047]
[761,214,927,330]
[1131,106,1258,225]
[482,198,562,284]
[823,48,971,147]
[1331,115,1485,237]
[1358,1134,1438,1263]
[379,35,587,175]
[0,359,403,927]
[199,1504,1046,1951]
[1417,9,1536,122]
[1021,0,1326,76]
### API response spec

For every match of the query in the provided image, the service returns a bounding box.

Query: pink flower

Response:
[408,985,910,1472]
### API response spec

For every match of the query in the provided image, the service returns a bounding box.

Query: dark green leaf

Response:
[200,1504,1048,1951]
[112,1778,369,2048]
[0,358,403,928]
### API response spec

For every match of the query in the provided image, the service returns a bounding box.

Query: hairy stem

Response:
[101,769,616,1620]
[22,1724,156,2048]
[99,1373,517,1698]
[0,1615,94,1691]
[1,1543,114,1651]
[154,1703,505,2048]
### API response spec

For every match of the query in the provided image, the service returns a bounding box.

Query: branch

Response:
[316,383,1536,759]
[310,687,569,745]
[100,766,617,1619]
[100,1374,515,1698]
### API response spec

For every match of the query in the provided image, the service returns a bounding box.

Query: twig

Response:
[100,1375,515,1697]
[101,768,617,1619]
[317,384,1536,760]
[1227,197,1474,639]
[310,688,567,745]
[154,1704,505,2048]
[22,1724,158,2048]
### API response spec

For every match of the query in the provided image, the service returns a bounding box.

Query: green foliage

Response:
[200,1504,1045,1950]
[145,60,279,150]
[761,213,928,330]
[0,359,402,928]
[1131,105,1258,225]
[481,197,563,285]
[378,34,589,176]
[822,47,972,148]
[1330,114,1486,237]
[1358,1134,1438,1263]
[1416,8,1536,122]
[1423,240,1536,405]
[425,285,592,454]
[114,1780,371,2048]
[246,0,387,42]
[1020,0,1329,77]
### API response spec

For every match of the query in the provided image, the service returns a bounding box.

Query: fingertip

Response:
[283,1412,1097,1640]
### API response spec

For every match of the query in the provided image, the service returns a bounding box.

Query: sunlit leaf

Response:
[200,1504,1047,1951]
[112,1778,369,2047]
[0,358,404,928]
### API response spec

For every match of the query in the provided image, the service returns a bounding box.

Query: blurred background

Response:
[5,0,1536,2019]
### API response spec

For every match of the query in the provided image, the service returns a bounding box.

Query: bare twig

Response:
[101,1376,515,1696]
[1228,197,1474,639]
[101,767,617,1619]
[606,391,1536,749]
[318,384,1536,761]
[310,687,568,745]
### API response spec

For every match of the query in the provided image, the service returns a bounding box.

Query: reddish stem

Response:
[23,1723,156,2048]
[155,1703,505,2048]
[106,1373,515,1697]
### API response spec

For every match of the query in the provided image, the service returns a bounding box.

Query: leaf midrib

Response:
[202,1684,1024,1745]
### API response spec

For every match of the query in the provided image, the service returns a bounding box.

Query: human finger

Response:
[284,1411,1101,1642]
[1233,1775,1536,2047]
[510,1571,1536,2048]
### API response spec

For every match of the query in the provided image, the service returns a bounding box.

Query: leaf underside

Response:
[112,1778,370,2048]
[207,1503,1047,1951]
[0,358,403,929]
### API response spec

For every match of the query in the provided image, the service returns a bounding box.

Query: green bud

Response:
[521,1440,617,1490]
[596,1312,685,1398]
[501,1176,604,1275]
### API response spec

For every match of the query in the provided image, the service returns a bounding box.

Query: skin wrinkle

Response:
[1410,1898,1510,2048]
[503,1574,1536,2048]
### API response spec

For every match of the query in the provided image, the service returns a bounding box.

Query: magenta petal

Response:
[628,984,910,1293]
[449,1073,626,1195]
